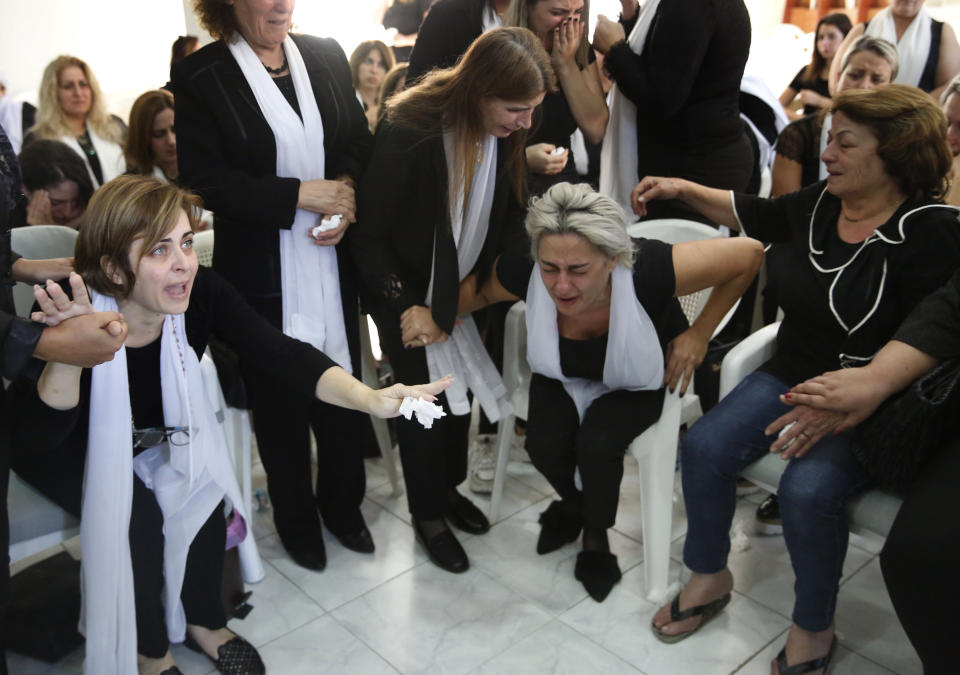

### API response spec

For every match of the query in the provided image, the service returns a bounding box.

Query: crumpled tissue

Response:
[398,396,446,429]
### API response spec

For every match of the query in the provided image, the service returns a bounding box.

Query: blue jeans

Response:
[681,371,870,631]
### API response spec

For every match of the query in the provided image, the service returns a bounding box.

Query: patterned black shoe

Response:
[185,634,266,675]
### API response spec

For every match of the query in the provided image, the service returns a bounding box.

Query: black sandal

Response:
[184,633,265,675]
[651,591,731,643]
[775,636,837,674]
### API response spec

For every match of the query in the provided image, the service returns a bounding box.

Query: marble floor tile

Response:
[471,619,641,675]
[612,466,688,547]
[834,559,921,675]
[735,629,897,675]
[259,499,428,611]
[463,501,645,615]
[365,454,403,493]
[249,460,277,541]
[227,559,325,647]
[457,475,551,525]
[668,500,874,620]
[562,560,791,675]
[332,564,552,675]
[258,615,397,674]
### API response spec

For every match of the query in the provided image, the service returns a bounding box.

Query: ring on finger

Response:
[799,431,811,439]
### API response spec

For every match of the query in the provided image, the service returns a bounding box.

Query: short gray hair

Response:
[525,182,635,269]
[841,36,899,80]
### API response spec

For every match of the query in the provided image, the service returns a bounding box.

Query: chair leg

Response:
[359,314,403,497]
[489,413,516,522]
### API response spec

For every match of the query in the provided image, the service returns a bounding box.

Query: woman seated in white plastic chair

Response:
[12,175,449,675]
[460,182,762,601]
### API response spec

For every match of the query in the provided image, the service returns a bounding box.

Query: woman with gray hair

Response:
[460,182,762,600]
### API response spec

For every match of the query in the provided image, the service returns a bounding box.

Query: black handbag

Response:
[852,357,960,490]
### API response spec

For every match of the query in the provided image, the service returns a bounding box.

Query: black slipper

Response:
[574,550,621,601]
[651,591,731,643]
[537,501,582,554]
[775,636,837,674]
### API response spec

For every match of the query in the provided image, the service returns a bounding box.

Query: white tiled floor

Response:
[8,452,921,675]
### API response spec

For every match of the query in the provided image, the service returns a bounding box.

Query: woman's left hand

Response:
[764,404,847,459]
[31,272,94,326]
[664,327,708,395]
[798,89,826,108]
[308,216,350,246]
[593,15,626,55]
[370,375,454,418]
[400,305,448,348]
[552,16,583,69]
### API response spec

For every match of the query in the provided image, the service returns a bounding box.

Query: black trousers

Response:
[242,364,367,541]
[880,441,960,675]
[525,374,665,530]
[130,475,226,658]
[0,424,9,675]
[385,345,470,519]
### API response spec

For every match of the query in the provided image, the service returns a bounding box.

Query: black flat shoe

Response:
[185,634,265,675]
[159,668,184,675]
[279,532,326,571]
[574,550,622,602]
[327,524,375,553]
[445,492,490,534]
[536,501,582,554]
[413,519,469,573]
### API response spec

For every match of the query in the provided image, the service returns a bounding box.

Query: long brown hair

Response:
[386,26,556,205]
[801,13,852,85]
[125,89,175,175]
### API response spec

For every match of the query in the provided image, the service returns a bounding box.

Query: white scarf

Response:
[82,292,248,674]
[60,123,124,188]
[865,6,933,88]
[424,131,511,420]
[228,34,352,372]
[818,112,832,181]
[481,1,502,32]
[0,97,23,154]
[525,264,663,421]
[599,0,662,214]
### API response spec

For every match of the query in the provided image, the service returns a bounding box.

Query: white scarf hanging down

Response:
[0,98,23,154]
[525,264,663,421]
[481,2,503,32]
[228,34,352,372]
[598,0,662,214]
[865,7,932,88]
[424,131,512,420]
[82,292,249,674]
[818,112,832,181]
[60,123,124,188]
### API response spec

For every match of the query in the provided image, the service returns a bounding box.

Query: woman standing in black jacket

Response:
[352,27,554,573]
[172,0,375,572]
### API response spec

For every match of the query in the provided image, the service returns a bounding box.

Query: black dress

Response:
[787,66,831,116]
[406,0,487,83]
[774,114,824,190]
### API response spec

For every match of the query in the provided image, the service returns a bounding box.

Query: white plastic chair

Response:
[192,229,214,267]
[10,225,78,317]
[719,321,904,539]
[359,314,403,496]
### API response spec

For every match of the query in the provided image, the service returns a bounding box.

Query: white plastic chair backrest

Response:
[503,301,530,419]
[10,225,79,317]
[627,219,731,329]
[193,230,214,267]
[718,321,780,399]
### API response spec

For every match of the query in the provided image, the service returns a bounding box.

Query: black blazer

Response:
[351,121,525,353]
[406,0,487,83]
[171,34,372,367]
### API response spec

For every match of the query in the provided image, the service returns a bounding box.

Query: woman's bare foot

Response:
[652,568,734,637]
[187,624,236,660]
[137,650,176,675]
[771,623,835,675]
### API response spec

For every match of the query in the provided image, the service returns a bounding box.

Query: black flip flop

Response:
[651,592,731,644]
[775,636,837,674]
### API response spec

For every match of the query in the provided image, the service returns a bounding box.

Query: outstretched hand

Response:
[370,375,454,418]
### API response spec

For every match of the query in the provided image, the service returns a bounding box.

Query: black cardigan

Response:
[7,266,336,516]
[350,121,525,352]
[406,0,487,83]
[171,33,372,369]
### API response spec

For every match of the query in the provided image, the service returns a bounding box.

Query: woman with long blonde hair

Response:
[28,55,125,187]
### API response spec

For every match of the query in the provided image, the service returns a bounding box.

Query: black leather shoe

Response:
[413,519,469,573]
[185,634,265,675]
[445,493,490,534]
[574,550,622,602]
[537,501,582,554]
[328,524,375,553]
[279,532,327,571]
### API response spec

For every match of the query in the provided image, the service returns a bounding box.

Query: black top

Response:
[8,266,336,516]
[406,0,487,83]
[734,182,960,385]
[787,66,830,116]
[604,0,750,161]
[383,0,432,35]
[272,74,302,119]
[351,120,525,352]
[496,237,687,380]
[894,268,960,360]
[76,131,104,186]
[775,113,823,189]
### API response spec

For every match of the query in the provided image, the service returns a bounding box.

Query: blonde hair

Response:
[503,0,591,69]
[526,182,634,269]
[30,55,122,144]
[76,176,201,299]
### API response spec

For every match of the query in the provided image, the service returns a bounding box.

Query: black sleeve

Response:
[732,183,821,243]
[632,238,676,308]
[495,240,535,299]
[788,66,806,92]
[0,314,43,380]
[894,270,960,359]
[603,0,717,119]
[775,116,815,164]
[171,57,301,231]
[406,0,468,83]
[7,365,87,458]
[192,268,336,397]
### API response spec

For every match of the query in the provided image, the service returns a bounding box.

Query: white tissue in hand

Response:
[311,214,342,238]
[398,396,446,429]
[550,146,566,156]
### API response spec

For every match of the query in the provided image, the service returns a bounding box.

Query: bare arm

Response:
[631,177,741,230]
[771,154,803,197]
[314,367,452,418]
[931,22,960,99]
[457,261,521,316]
